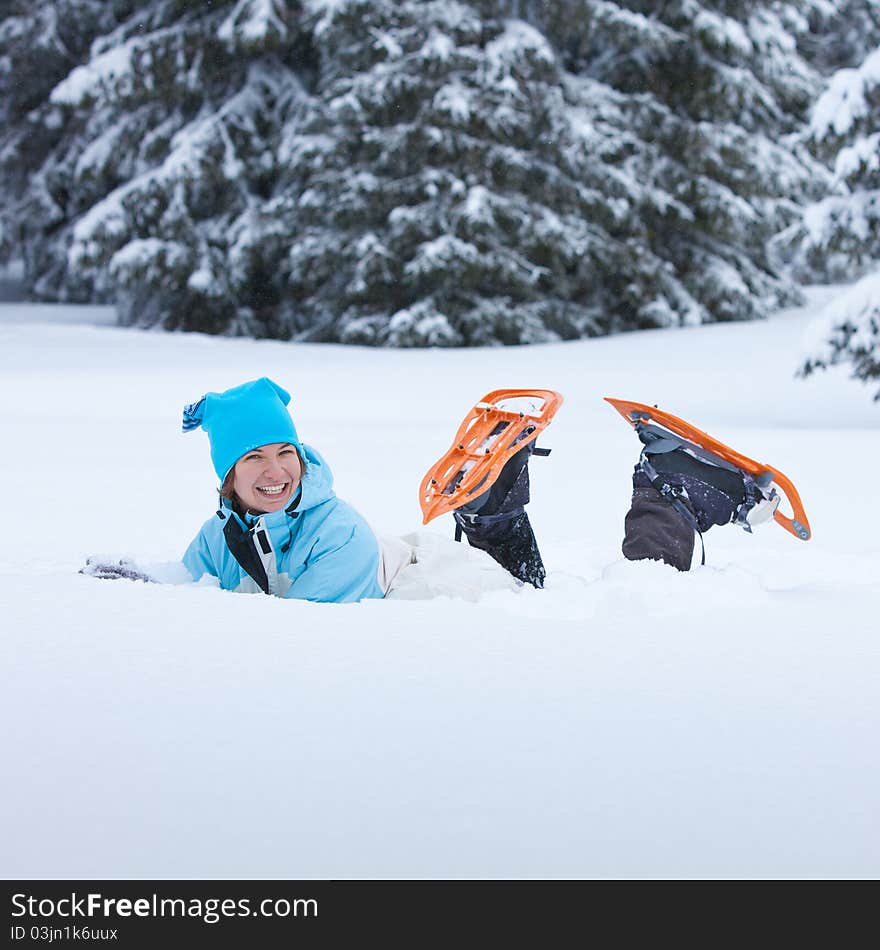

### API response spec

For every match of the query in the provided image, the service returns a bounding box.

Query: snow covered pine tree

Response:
[0,0,842,345]
[770,0,880,399]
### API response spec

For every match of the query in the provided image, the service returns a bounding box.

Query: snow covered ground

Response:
[1,291,877,879]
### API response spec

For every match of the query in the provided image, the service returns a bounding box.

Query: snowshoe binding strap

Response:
[419,389,564,525]
[605,397,811,541]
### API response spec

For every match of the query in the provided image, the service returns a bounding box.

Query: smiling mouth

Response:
[255,482,289,497]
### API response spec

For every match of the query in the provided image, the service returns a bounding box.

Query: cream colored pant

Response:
[380,531,519,602]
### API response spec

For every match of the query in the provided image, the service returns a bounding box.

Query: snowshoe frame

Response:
[605,397,811,541]
[419,389,563,525]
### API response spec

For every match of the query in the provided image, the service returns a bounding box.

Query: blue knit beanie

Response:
[182,377,302,481]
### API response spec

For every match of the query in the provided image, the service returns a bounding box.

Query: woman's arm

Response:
[82,523,220,586]
[181,527,221,582]
[80,557,196,584]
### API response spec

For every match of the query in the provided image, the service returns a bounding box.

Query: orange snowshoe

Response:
[605,397,811,541]
[419,389,564,525]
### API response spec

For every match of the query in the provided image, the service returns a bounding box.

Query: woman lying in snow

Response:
[82,377,779,601]
[83,377,546,602]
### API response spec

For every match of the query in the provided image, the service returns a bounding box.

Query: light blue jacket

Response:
[183,444,384,603]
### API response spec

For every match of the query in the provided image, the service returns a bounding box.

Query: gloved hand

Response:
[80,558,154,582]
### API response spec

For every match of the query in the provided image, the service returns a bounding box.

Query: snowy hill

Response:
[1,292,878,878]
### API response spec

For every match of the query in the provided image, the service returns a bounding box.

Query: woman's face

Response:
[232,443,303,514]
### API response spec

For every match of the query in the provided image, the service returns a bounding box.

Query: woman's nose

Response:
[262,459,287,479]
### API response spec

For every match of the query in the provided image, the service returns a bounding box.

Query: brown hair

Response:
[218,445,306,518]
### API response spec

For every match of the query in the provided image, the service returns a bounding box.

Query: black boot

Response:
[452,442,546,588]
